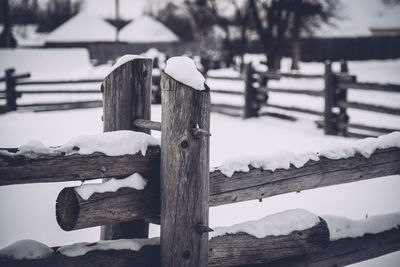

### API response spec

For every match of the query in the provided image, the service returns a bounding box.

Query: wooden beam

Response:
[133,119,161,131]
[261,103,323,116]
[16,79,103,85]
[17,100,102,112]
[160,72,211,266]
[209,219,329,267]
[18,90,100,94]
[338,81,400,93]
[209,147,400,206]
[258,86,323,97]
[101,57,153,240]
[56,183,160,231]
[263,72,323,79]
[206,75,243,81]
[0,146,160,186]
[210,89,244,95]
[241,227,400,267]
[338,100,400,115]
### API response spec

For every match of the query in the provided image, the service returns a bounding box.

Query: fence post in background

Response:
[324,61,337,135]
[160,72,210,266]
[5,68,17,111]
[244,62,258,118]
[337,60,349,136]
[101,57,153,240]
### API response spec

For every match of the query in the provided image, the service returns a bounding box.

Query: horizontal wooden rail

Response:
[17,100,103,112]
[206,75,243,81]
[243,227,400,267]
[211,103,243,110]
[12,73,31,80]
[338,100,400,115]
[0,146,160,186]
[56,184,159,231]
[258,86,323,97]
[339,81,400,93]
[210,89,244,95]
[263,72,324,80]
[133,119,161,131]
[343,122,399,134]
[261,103,323,116]
[209,147,400,206]
[17,90,101,94]
[16,79,103,85]
[3,220,399,266]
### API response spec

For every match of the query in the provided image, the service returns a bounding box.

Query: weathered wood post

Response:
[160,72,210,266]
[101,57,153,240]
[5,68,17,111]
[324,61,337,135]
[337,60,349,136]
[244,62,258,119]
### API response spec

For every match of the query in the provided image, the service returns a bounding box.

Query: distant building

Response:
[370,28,400,36]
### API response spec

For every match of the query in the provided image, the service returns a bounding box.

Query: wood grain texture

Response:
[133,119,161,131]
[56,178,160,231]
[235,227,400,267]
[209,219,329,267]
[101,57,153,240]
[209,148,400,206]
[0,147,160,186]
[160,72,210,267]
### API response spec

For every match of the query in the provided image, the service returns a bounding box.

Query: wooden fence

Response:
[0,68,162,113]
[207,60,400,138]
[1,58,400,266]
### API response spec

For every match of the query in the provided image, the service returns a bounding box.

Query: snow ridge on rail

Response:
[214,132,400,177]
[0,130,160,158]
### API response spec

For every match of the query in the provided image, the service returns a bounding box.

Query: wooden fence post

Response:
[5,68,17,111]
[244,62,258,118]
[324,61,337,135]
[160,72,210,266]
[101,57,153,240]
[337,60,349,136]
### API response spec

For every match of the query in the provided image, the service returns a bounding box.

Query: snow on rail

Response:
[0,130,160,158]
[75,173,148,200]
[0,239,53,260]
[164,56,205,91]
[58,237,160,257]
[215,132,400,177]
[210,209,320,239]
[210,209,400,241]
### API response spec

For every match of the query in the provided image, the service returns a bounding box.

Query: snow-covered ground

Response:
[1,51,400,265]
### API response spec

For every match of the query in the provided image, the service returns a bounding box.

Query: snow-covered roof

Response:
[119,15,179,43]
[45,13,116,43]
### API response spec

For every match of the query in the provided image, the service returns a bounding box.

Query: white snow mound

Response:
[165,56,205,91]
[0,239,53,260]
[75,173,148,200]
[210,209,320,239]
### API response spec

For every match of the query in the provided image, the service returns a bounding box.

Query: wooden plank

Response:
[18,89,100,94]
[133,119,161,131]
[209,148,400,206]
[338,100,400,115]
[263,72,323,79]
[245,227,400,267]
[345,122,398,134]
[0,146,160,186]
[0,245,160,267]
[160,72,210,267]
[12,73,31,80]
[211,103,243,110]
[56,182,160,231]
[338,81,400,93]
[261,103,323,116]
[206,75,243,81]
[17,79,103,85]
[209,219,329,267]
[17,100,102,112]
[101,57,153,240]
[244,63,258,118]
[258,86,323,97]
[210,89,244,95]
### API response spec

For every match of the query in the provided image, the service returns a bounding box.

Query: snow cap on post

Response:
[164,56,205,91]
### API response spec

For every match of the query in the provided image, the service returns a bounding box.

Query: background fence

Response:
[1,57,400,266]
